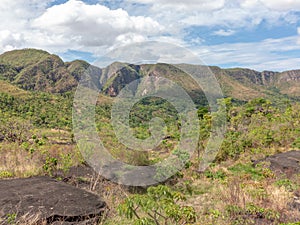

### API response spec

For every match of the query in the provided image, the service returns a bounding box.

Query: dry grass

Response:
[0,80,28,97]
[0,129,82,178]
[0,143,42,178]
[1,127,299,224]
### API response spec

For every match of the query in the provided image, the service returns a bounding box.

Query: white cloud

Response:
[31,0,163,48]
[0,30,25,52]
[214,29,235,36]
[260,0,300,11]
[298,27,300,45]
[250,58,300,71]
[128,0,225,11]
[183,2,294,28]
[0,0,54,52]
[0,0,52,29]
[0,0,163,54]
[0,0,299,72]
[194,36,300,71]
[127,0,300,30]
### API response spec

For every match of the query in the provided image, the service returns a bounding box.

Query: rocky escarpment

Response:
[1,48,300,100]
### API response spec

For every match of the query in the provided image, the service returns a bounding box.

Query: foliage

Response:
[0,91,72,129]
[204,169,226,180]
[42,156,58,176]
[228,163,274,180]
[0,170,14,178]
[0,118,32,144]
[226,203,280,224]
[1,52,300,225]
[118,185,196,225]
[6,213,17,225]
[210,98,300,161]
[275,179,298,191]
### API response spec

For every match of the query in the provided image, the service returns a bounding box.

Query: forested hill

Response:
[0,48,300,102]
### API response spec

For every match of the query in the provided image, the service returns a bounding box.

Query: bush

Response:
[118,185,196,225]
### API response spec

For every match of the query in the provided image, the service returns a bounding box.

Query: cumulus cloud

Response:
[0,0,52,29]
[0,0,299,71]
[0,0,163,54]
[31,0,163,48]
[0,0,54,52]
[260,0,300,11]
[0,30,25,52]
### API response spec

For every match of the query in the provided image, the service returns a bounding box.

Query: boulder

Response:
[254,150,300,178]
[254,150,300,212]
[0,176,106,224]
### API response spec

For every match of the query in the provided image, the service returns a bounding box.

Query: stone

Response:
[0,176,106,224]
[254,150,300,178]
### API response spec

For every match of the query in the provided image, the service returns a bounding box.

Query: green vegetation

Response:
[0,49,300,224]
[118,185,196,225]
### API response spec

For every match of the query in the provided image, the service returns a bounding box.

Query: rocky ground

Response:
[0,175,106,225]
[0,150,300,224]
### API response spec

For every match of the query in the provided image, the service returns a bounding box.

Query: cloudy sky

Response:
[1,0,300,71]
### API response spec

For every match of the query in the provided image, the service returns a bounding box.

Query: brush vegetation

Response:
[0,49,300,224]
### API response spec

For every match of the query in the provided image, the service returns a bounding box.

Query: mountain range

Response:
[0,48,299,103]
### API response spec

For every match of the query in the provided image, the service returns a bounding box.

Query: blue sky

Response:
[1,0,300,71]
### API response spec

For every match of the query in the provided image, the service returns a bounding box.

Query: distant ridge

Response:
[0,48,299,102]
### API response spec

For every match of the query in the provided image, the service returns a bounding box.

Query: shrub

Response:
[118,185,196,225]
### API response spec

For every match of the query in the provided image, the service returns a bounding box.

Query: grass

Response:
[0,74,300,224]
[0,129,82,178]
[0,80,28,97]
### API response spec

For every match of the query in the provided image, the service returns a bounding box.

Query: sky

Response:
[1,0,300,71]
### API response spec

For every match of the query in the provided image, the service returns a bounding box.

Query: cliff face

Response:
[103,63,300,101]
[0,48,300,101]
[279,70,300,82]
[103,64,142,97]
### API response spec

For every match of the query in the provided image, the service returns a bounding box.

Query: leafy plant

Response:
[6,213,17,224]
[0,170,14,178]
[275,179,298,191]
[226,203,280,224]
[204,169,226,180]
[59,153,73,174]
[228,163,273,180]
[118,185,196,225]
[42,156,58,176]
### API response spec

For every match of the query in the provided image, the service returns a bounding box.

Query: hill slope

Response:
[0,48,300,102]
[0,49,88,93]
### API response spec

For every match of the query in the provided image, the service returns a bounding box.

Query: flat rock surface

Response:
[258,150,300,213]
[254,150,300,178]
[0,176,106,224]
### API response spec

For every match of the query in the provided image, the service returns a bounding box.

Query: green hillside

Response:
[1,48,300,102]
[0,49,86,93]
[1,48,300,224]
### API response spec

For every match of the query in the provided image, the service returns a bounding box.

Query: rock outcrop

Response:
[254,150,300,178]
[0,176,106,224]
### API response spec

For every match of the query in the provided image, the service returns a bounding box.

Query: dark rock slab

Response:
[0,176,106,224]
[254,150,300,178]
[254,150,300,213]
[289,189,300,212]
